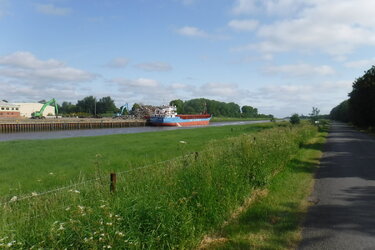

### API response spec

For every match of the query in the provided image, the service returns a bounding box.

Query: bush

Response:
[290,114,300,125]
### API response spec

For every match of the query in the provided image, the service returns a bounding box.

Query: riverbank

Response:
[0,122,320,249]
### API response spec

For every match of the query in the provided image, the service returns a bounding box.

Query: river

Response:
[0,120,270,142]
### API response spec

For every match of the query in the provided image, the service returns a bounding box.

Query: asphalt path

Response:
[299,122,375,250]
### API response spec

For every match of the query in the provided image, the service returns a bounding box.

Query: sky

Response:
[1,0,375,117]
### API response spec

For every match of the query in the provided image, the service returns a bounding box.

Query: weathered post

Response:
[110,173,117,193]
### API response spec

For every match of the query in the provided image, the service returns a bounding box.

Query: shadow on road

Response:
[299,122,375,249]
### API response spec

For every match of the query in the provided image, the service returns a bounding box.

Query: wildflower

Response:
[108,213,113,218]
[31,192,38,196]
[58,224,65,231]
[78,205,85,210]
[65,207,71,211]
[9,196,18,202]
[179,140,187,144]
[69,189,80,194]
[106,222,112,226]
[116,232,124,237]
[100,204,106,209]
[49,172,54,175]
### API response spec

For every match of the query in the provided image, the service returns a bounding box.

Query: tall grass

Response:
[0,123,317,249]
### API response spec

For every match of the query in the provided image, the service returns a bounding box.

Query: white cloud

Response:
[232,0,258,15]
[344,58,375,69]
[114,78,159,88]
[176,26,209,38]
[228,19,259,31]
[252,81,352,116]
[0,51,95,102]
[263,63,336,77]
[35,3,71,16]
[233,0,375,57]
[135,62,173,72]
[106,57,129,68]
[0,52,95,83]
[171,83,189,89]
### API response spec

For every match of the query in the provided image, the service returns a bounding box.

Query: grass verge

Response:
[0,123,319,249]
[211,117,271,122]
[201,130,327,249]
[0,123,274,197]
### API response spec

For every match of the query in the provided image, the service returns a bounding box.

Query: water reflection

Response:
[0,120,269,142]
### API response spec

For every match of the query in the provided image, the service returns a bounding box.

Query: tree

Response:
[241,105,258,118]
[330,100,350,122]
[76,96,96,114]
[309,107,320,124]
[348,66,375,127]
[96,96,117,114]
[290,113,300,125]
[60,101,77,114]
[170,99,184,114]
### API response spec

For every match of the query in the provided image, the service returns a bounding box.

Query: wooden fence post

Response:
[110,173,117,193]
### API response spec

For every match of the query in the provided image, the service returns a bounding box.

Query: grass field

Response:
[202,131,327,249]
[0,123,274,197]
[0,122,323,249]
[210,117,271,122]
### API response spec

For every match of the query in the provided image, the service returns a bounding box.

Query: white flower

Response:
[69,189,80,194]
[10,196,18,202]
[116,232,124,237]
[31,192,38,196]
[179,140,187,144]
[49,172,54,175]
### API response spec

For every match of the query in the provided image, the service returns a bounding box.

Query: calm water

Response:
[0,120,269,142]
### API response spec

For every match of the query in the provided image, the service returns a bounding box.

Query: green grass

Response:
[203,130,327,249]
[0,122,319,249]
[0,123,274,197]
[211,117,271,122]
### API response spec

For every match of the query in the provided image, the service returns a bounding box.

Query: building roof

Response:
[0,101,19,107]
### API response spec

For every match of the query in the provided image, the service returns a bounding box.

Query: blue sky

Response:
[1,0,374,117]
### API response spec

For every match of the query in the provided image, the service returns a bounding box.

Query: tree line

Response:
[170,98,272,118]
[55,96,271,118]
[330,66,375,127]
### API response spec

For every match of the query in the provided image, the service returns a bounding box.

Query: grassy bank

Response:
[0,123,274,197]
[203,130,327,249]
[0,123,318,249]
[211,117,270,122]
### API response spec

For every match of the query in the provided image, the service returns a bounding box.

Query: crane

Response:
[113,103,129,118]
[31,98,59,119]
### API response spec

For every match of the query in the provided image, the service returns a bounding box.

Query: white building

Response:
[14,103,56,118]
[0,101,20,118]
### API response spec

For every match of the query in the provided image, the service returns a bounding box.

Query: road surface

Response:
[300,122,375,250]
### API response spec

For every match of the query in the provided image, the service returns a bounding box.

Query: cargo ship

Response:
[149,106,211,126]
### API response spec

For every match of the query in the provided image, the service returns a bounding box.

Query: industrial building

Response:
[0,101,20,118]
[0,101,56,118]
[14,103,56,118]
